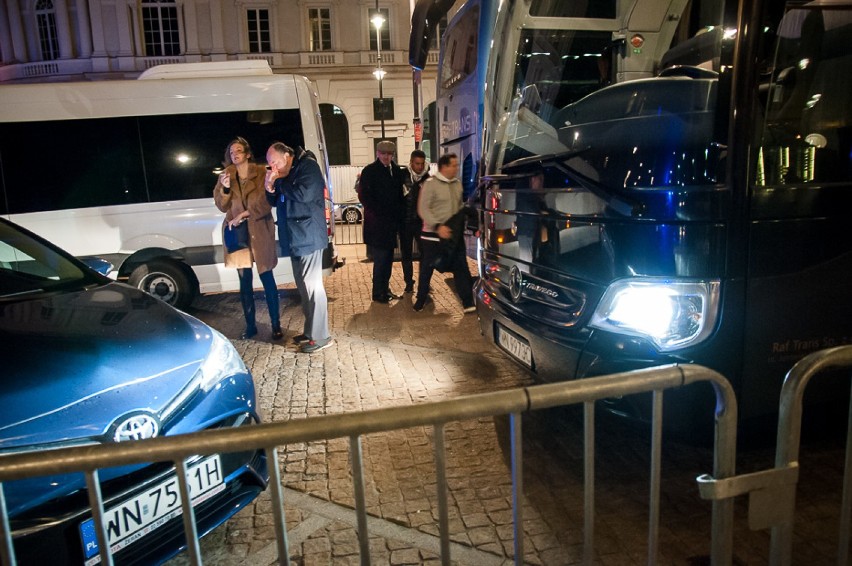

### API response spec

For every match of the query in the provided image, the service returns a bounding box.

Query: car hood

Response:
[0,282,212,450]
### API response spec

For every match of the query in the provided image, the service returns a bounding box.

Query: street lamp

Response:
[371,9,386,139]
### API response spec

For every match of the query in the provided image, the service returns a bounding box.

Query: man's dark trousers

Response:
[369,245,395,301]
[399,222,421,289]
[416,237,474,307]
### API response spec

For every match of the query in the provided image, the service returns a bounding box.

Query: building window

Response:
[35,0,60,61]
[308,8,332,52]
[247,9,271,53]
[368,8,390,51]
[373,97,394,121]
[141,0,181,57]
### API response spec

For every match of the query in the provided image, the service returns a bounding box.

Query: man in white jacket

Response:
[414,153,475,313]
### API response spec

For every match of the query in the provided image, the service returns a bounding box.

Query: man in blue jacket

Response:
[265,142,332,353]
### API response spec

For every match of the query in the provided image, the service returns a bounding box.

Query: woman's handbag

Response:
[222,174,250,253]
[223,220,249,253]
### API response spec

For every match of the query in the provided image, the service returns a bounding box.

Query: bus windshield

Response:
[413,0,852,433]
[491,22,726,190]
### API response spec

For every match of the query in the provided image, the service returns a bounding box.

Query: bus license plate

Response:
[80,455,225,564]
[496,324,533,369]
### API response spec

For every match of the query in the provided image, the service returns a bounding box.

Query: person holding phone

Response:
[214,136,282,340]
[265,142,332,353]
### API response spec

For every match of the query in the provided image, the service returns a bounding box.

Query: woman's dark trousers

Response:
[238,268,280,335]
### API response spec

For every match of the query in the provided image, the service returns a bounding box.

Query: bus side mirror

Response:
[409,0,455,70]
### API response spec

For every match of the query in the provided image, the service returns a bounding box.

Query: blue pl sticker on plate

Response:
[80,518,99,559]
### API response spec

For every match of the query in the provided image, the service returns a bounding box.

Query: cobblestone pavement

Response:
[168,245,846,565]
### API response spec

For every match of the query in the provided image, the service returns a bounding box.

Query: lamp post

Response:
[371,9,386,139]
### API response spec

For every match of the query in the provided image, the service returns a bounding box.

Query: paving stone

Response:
[390,547,422,565]
[302,536,331,555]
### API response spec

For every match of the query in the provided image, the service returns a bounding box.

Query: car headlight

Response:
[589,278,720,352]
[159,328,248,422]
[197,328,248,391]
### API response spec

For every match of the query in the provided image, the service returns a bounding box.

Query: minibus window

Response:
[0,118,147,213]
[139,109,305,202]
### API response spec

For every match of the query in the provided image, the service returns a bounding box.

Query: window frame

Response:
[307,6,333,52]
[246,7,272,53]
[367,7,391,52]
[35,0,60,61]
[140,0,182,57]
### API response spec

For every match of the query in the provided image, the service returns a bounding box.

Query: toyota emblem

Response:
[111,412,160,442]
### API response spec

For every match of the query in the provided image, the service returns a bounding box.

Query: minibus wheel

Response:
[129,259,198,310]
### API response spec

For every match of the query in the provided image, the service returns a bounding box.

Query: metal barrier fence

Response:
[333,221,364,246]
[0,364,737,566]
[329,163,441,248]
[697,344,852,566]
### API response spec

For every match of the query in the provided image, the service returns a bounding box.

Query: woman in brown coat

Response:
[214,137,282,340]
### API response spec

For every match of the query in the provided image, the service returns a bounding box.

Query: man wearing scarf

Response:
[399,150,430,294]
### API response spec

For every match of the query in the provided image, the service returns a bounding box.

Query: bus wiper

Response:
[501,149,643,217]
[501,148,590,174]
[0,288,45,300]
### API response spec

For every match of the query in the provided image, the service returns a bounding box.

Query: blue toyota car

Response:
[0,217,268,564]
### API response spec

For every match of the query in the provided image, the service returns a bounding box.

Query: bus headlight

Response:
[589,279,720,352]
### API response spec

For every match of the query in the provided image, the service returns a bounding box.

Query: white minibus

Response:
[0,61,336,309]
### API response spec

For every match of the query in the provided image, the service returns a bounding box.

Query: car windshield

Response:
[0,221,97,300]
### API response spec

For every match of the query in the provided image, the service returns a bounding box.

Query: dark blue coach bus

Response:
[411,0,852,434]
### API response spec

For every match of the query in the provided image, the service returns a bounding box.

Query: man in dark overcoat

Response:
[358,140,406,303]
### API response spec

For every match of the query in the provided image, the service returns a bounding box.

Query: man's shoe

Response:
[386,291,402,300]
[240,326,258,340]
[463,305,477,314]
[292,333,310,344]
[301,337,333,353]
[404,282,414,293]
[372,295,390,304]
[271,327,284,340]
[413,297,431,312]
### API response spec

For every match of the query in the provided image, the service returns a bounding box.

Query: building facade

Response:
[0,0,446,167]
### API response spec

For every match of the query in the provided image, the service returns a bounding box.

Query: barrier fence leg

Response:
[350,435,371,565]
[648,390,663,565]
[510,412,524,565]
[174,459,202,566]
[838,391,852,565]
[264,446,290,566]
[583,401,595,565]
[710,378,737,566]
[85,469,114,566]
[433,424,451,566]
[0,484,15,566]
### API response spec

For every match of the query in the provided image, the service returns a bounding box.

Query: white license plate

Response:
[80,455,225,564]
[496,324,533,369]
